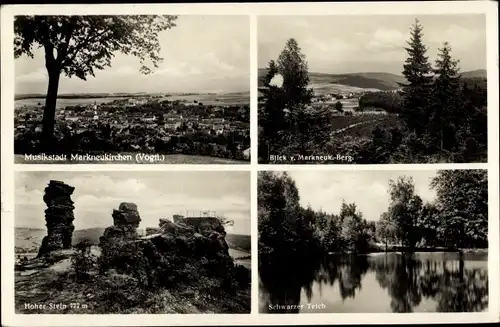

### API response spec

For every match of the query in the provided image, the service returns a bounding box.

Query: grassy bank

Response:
[16,268,250,314]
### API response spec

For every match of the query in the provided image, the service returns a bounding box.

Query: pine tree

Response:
[400,19,433,136]
[429,42,462,150]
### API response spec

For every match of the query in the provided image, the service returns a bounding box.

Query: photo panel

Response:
[257,14,488,164]
[257,169,488,313]
[14,170,251,314]
[14,15,250,164]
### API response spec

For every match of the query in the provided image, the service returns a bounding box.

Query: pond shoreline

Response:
[327,248,488,255]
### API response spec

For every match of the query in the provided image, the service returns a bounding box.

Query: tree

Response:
[429,42,462,150]
[276,38,313,110]
[216,215,235,227]
[399,19,433,135]
[71,237,95,282]
[258,171,318,258]
[338,201,368,252]
[259,60,286,158]
[415,202,441,247]
[387,176,423,248]
[376,212,398,250]
[430,170,488,248]
[14,15,177,151]
[335,101,344,113]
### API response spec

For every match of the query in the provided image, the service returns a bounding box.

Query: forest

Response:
[258,169,488,262]
[258,19,487,164]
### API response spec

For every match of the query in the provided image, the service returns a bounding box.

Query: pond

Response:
[259,252,488,313]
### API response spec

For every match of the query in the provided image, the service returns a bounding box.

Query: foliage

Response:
[258,171,319,259]
[358,91,403,113]
[387,176,423,248]
[430,170,488,248]
[376,212,398,247]
[71,237,96,282]
[399,19,434,135]
[335,101,344,113]
[258,39,317,161]
[277,38,314,109]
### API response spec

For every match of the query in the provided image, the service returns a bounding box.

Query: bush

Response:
[71,238,96,282]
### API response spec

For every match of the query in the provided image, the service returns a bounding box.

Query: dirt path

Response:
[331,118,384,136]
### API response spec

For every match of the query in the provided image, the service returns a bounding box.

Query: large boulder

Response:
[100,202,141,247]
[112,202,141,229]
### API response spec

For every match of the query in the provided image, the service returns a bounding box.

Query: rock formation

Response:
[99,213,242,291]
[37,180,75,257]
[99,202,141,246]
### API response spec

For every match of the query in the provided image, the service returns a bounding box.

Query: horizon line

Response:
[14,90,251,96]
[14,225,251,236]
[257,67,487,76]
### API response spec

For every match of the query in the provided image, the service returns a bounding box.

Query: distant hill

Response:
[15,227,249,253]
[225,234,251,252]
[258,68,486,92]
[461,69,487,79]
[258,68,405,91]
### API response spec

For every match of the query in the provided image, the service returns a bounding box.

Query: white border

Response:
[1,1,499,326]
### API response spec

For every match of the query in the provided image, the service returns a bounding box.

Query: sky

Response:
[286,170,439,222]
[15,171,251,235]
[15,15,249,95]
[258,14,486,74]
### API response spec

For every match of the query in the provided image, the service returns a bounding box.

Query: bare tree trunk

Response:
[41,70,60,153]
[440,127,443,150]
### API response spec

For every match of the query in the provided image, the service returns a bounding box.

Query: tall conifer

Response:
[400,19,433,136]
[430,42,462,150]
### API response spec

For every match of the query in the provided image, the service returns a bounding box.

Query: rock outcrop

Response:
[99,202,141,246]
[99,214,242,291]
[37,180,75,257]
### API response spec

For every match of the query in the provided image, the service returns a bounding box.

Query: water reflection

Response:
[259,252,488,313]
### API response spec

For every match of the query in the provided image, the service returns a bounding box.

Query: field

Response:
[15,91,250,109]
[330,114,403,137]
[225,234,251,252]
[311,83,380,96]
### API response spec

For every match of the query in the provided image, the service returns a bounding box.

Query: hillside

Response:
[258,68,405,91]
[225,233,251,252]
[461,69,487,79]
[258,68,486,92]
[15,227,249,254]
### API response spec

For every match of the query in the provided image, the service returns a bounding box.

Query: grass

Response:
[331,115,404,138]
[15,269,250,314]
[15,246,251,314]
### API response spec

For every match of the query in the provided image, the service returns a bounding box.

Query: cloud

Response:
[114,66,138,76]
[16,68,47,83]
[427,24,483,49]
[15,172,250,233]
[366,28,408,50]
[306,37,355,54]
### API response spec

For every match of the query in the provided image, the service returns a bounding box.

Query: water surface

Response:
[259,252,488,313]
